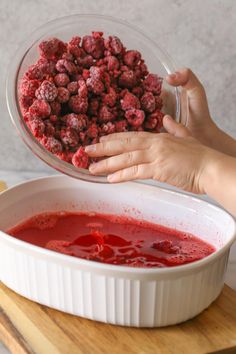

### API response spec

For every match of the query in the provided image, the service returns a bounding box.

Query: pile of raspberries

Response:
[19,32,164,169]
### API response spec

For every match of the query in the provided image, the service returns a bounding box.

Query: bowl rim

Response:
[6,13,180,184]
[0,175,235,276]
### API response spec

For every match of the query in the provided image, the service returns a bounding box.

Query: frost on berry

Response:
[29,99,51,119]
[120,91,140,110]
[123,50,141,67]
[98,105,115,122]
[39,38,67,60]
[57,87,70,103]
[56,59,77,74]
[104,36,123,55]
[140,92,156,113]
[119,70,137,88]
[60,127,79,148]
[67,81,78,94]
[72,147,89,169]
[20,96,34,113]
[41,136,63,153]
[125,109,145,127]
[82,33,104,59]
[20,79,40,97]
[64,113,87,132]
[143,74,163,95]
[35,80,58,102]
[54,73,70,87]
[86,78,104,95]
[69,95,88,114]
[27,118,45,137]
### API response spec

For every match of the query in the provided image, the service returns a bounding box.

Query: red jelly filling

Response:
[19,33,164,169]
[8,212,215,268]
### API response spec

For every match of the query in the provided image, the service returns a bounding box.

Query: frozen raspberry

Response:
[37,58,56,76]
[72,147,89,169]
[60,127,79,148]
[20,96,34,112]
[124,50,141,67]
[69,95,88,114]
[103,87,117,107]
[64,113,87,132]
[89,66,104,80]
[67,81,78,94]
[155,96,163,109]
[143,74,163,95]
[35,80,58,102]
[132,86,144,98]
[27,118,45,137]
[99,105,115,122]
[20,79,40,97]
[139,61,149,76]
[56,59,77,74]
[119,70,137,88]
[141,92,156,113]
[68,36,82,58]
[78,55,94,68]
[125,109,145,127]
[50,101,61,115]
[29,99,51,119]
[120,91,140,110]
[86,78,104,95]
[105,56,120,71]
[104,36,123,55]
[25,64,44,80]
[88,98,99,115]
[82,34,104,59]
[146,110,164,132]
[82,69,90,80]
[78,79,88,98]
[39,38,67,60]
[41,136,63,153]
[49,115,58,123]
[55,151,73,163]
[57,87,70,103]
[44,120,56,137]
[87,123,99,138]
[101,122,115,134]
[54,73,70,87]
[115,120,128,132]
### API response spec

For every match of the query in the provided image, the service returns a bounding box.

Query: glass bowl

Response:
[6,14,180,183]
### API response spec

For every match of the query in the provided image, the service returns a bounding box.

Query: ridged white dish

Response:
[0,176,235,327]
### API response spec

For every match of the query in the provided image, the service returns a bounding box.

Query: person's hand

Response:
[85,116,219,193]
[166,68,219,147]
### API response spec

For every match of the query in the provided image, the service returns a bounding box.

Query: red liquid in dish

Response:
[8,212,215,268]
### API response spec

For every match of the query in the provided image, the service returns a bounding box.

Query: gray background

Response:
[0,0,236,173]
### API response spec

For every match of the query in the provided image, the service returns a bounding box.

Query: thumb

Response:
[163,115,190,138]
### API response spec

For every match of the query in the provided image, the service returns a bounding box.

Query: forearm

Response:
[203,153,236,216]
[207,123,236,158]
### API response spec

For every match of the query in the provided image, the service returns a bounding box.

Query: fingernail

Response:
[168,73,177,79]
[89,163,97,172]
[85,145,96,153]
[107,174,116,182]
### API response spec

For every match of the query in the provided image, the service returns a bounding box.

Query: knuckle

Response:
[126,151,133,164]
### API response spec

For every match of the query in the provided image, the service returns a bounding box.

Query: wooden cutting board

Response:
[0,283,236,354]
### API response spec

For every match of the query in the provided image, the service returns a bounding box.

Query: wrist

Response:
[199,149,225,195]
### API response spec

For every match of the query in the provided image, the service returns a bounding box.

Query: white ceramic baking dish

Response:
[0,175,235,327]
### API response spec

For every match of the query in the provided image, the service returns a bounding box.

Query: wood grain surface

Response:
[0,282,236,354]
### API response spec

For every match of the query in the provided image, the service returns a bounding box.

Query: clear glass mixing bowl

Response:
[6,14,180,183]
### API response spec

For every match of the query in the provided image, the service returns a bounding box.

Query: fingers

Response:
[100,131,155,142]
[89,150,152,175]
[163,115,190,138]
[85,136,153,157]
[166,68,204,91]
[107,164,154,183]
